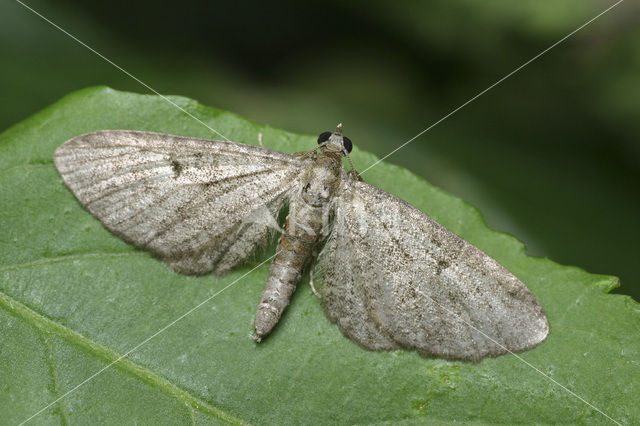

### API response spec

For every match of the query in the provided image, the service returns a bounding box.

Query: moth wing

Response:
[314,179,548,360]
[54,130,302,275]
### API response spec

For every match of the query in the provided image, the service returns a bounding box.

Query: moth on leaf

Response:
[54,124,548,361]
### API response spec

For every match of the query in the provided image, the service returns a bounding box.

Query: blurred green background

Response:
[2,0,638,300]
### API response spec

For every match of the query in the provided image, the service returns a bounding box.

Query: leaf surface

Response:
[1,87,637,424]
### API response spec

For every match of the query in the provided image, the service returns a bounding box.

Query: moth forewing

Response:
[314,178,548,361]
[54,130,302,275]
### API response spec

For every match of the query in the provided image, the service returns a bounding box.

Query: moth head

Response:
[317,123,352,156]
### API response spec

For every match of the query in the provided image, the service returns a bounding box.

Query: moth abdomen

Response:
[254,245,313,340]
[254,220,320,341]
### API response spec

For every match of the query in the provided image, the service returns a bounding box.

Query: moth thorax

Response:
[301,162,341,207]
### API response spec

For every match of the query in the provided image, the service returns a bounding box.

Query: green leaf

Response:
[1,86,637,425]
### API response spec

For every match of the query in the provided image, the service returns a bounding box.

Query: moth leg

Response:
[258,132,263,147]
[309,259,321,299]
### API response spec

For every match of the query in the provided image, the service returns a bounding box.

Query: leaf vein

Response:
[0,289,249,425]
[0,252,146,273]
[2,162,53,175]
[41,331,71,425]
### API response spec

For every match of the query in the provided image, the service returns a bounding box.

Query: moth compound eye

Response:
[317,132,332,144]
[342,136,353,153]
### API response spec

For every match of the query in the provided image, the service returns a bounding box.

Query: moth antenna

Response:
[258,132,263,147]
[344,150,363,181]
[306,142,328,156]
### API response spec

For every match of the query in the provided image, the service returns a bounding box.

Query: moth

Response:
[54,124,548,360]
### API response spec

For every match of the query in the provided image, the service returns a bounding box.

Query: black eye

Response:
[342,136,352,153]
[317,131,331,144]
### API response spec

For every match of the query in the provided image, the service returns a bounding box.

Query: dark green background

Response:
[2,0,638,300]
